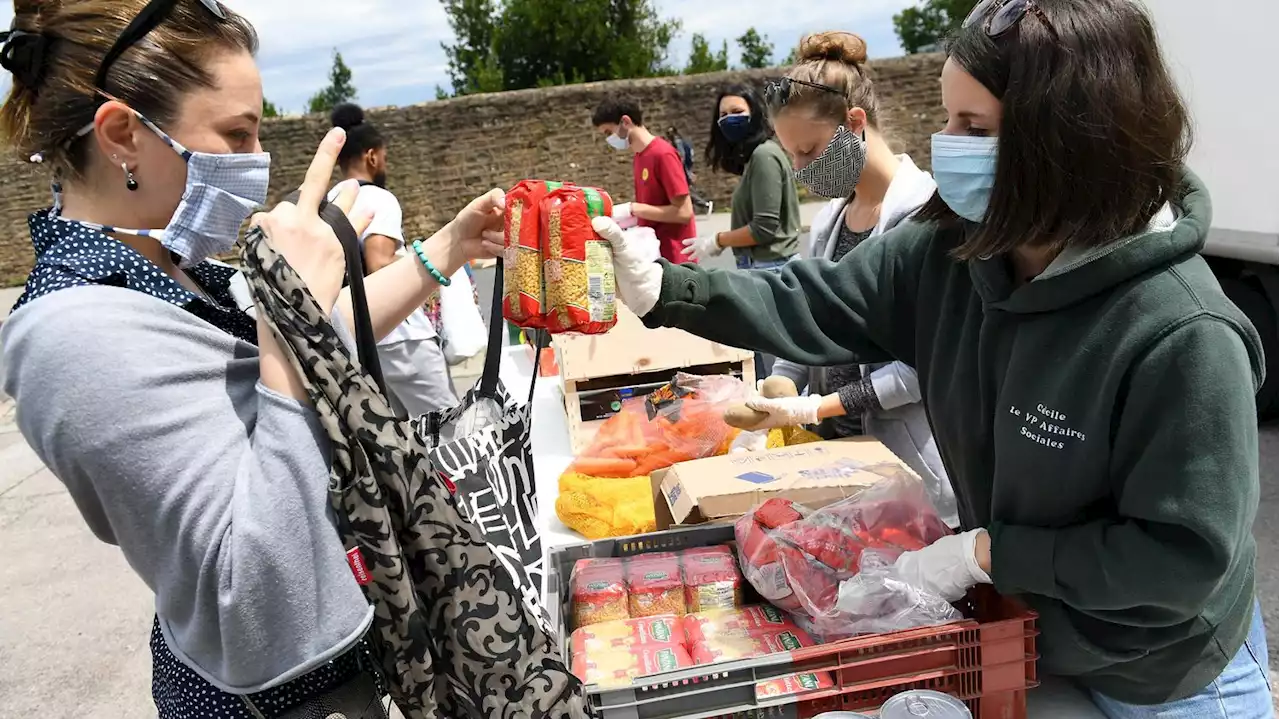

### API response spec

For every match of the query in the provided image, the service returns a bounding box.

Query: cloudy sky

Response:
[0,0,920,114]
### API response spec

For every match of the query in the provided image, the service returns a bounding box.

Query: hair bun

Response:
[798,31,868,66]
[330,103,365,130]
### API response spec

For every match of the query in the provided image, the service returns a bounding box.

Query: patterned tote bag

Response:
[413,263,549,629]
[239,198,587,719]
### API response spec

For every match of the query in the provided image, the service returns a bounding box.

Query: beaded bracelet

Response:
[411,239,451,287]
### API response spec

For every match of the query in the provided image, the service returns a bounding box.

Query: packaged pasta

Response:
[689,625,816,664]
[681,547,743,613]
[571,558,629,628]
[625,553,686,618]
[682,605,800,645]
[754,671,837,699]
[571,643,693,688]
[540,186,616,335]
[503,179,564,328]
[569,615,681,655]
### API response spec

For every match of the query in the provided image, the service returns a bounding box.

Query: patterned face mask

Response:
[56,107,271,269]
[793,125,867,199]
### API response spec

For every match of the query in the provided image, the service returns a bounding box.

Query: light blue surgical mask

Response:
[57,106,271,268]
[930,133,998,222]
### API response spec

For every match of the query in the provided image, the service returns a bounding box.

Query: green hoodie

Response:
[644,170,1263,704]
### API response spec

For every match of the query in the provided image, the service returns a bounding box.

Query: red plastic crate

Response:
[548,524,1039,719]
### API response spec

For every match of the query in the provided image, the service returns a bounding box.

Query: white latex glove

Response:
[892,529,992,602]
[592,216,663,316]
[681,234,724,263]
[743,393,824,429]
[729,429,770,454]
[612,202,639,229]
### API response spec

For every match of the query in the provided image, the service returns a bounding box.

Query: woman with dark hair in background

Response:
[683,83,800,376]
[328,102,457,418]
[761,31,957,528]
[598,0,1271,715]
[0,0,503,715]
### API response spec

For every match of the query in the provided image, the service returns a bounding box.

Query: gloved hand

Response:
[591,216,663,317]
[681,234,724,263]
[743,392,824,429]
[612,202,639,229]
[892,528,992,602]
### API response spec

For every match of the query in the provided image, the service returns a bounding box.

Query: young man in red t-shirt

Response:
[592,98,698,263]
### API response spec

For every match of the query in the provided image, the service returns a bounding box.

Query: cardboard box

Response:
[655,439,920,526]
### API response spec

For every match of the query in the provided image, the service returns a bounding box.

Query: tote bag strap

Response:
[282,189,388,396]
[478,260,543,405]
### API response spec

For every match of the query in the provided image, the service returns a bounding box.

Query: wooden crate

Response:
[553,305,755,452]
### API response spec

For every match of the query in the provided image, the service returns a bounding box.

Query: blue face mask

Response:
[930,133,998,222]
[718,113,752,143]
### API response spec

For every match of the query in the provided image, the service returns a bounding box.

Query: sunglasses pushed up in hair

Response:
[764,77,844,108]
[963,0,1059,40]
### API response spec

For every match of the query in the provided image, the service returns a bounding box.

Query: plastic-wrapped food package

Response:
[541,186,617,335]
[568,373,749,478]
[571,558,629,628]
[503,180,564,328]
[682,605,800,645]
[570,615,681,655]
[755,672,837,699]
[689,625,816,664]
[735,475,958,640]
[626,553,686,618]
[571,643,693,688]
[681,547,743,613]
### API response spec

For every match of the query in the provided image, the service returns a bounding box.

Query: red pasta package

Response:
[571,558,629,629]
[689,625,816,664]
[625,553,686,618]
[681,547,743,613]
[682,605,800,645]
[754,671,836,700]
[503,179,564,328]
[540,186,617,335]
[570,615,681,655]
[571,643,693,689]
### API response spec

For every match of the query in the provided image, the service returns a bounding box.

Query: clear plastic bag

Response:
[568,373,748,477]
[735,474,959,641]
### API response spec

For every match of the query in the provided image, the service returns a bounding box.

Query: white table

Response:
[497,346,1105,718]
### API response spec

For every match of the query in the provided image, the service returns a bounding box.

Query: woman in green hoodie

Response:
[593,0,1271,716]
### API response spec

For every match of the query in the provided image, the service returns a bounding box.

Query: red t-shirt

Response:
[633,137,698,263]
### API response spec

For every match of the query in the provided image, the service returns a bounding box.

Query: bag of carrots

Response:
[568,373,748,478]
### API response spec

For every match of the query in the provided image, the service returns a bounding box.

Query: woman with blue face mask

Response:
[0,0,503,717]
[596,0,1271,716]
[684,84,800,378]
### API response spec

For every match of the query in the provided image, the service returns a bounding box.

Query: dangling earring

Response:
[122,162,139,191]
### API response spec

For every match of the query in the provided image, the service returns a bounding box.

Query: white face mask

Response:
[606,126,630,151]
[58,108,271,268]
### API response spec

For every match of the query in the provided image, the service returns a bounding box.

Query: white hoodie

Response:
[773,155,958,527]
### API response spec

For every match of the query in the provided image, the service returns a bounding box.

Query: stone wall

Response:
[0,53,946,285]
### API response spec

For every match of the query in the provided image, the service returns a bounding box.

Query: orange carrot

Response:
[572,457,638,477]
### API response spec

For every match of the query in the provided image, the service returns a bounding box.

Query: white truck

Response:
[1143,0,1279,419]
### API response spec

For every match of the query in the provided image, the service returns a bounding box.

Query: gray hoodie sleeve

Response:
[0,286,372,694]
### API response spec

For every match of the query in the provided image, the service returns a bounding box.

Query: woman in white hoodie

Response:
[763,31,958,527]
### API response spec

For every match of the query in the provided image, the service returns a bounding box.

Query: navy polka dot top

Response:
[16,209,367,717]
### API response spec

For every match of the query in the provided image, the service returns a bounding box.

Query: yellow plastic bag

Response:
[556,472,657,540]
[769,426,823,448]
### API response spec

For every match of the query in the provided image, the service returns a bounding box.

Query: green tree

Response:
[893,0,979,54]
[782,45,800,66]
[736,27,773,69]
[262,99,280,118]
[684,33,728,75]
[307,50,358,114]
[442,0,679,94]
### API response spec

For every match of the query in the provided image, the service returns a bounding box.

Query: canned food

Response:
[879,690,973,718]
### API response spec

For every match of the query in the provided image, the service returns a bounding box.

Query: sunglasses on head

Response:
[94,0,225,90]
[963,0,1059,40]
[764,77,844,108]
